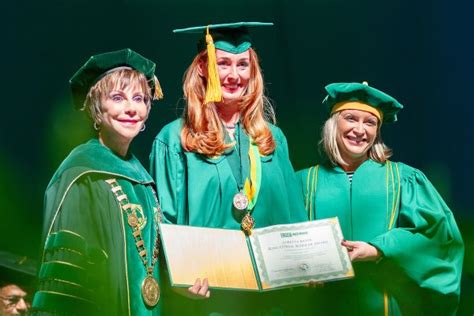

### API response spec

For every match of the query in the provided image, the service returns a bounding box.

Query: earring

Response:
[140,124,146,132]
[93,122,100,131]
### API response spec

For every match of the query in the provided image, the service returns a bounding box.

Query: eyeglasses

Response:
[0,294,29,308]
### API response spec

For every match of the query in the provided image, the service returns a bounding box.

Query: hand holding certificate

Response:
[159,218,354,291]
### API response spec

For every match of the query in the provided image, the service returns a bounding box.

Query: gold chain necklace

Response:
[106,178,161,308]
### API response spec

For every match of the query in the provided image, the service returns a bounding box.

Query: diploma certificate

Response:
[159,218,353,291]
[250,218,354,289]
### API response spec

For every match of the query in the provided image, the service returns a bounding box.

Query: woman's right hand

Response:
[341,240,382,262]
[173,278,211,300]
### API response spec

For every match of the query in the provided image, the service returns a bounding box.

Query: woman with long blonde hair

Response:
[150,22,307,315]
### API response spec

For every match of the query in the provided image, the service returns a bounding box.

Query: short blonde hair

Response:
[320,112,392,166]
[83,68,153,126]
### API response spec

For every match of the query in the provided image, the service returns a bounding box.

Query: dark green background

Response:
[1,0,472,313]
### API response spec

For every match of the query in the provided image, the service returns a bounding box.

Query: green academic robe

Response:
[297,159,464,316]
[150,118,307,315]
[32,139,161,316]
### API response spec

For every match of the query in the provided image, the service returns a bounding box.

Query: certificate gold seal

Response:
[141,275,160,307]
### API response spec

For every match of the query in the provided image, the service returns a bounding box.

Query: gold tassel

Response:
[204,26,222,104]
[153,76,164,100]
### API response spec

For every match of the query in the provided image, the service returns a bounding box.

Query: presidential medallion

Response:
[233,192,249,211]
[141,275,160,307]
[241,212,255,235]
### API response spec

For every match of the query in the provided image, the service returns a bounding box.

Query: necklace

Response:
[226,126,262,235]
[229,125,249,212]
[106,178,161,307]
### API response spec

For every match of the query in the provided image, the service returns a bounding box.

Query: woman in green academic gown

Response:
[32,49,164,315]
[150,22,307,315]
[297,82,464,315]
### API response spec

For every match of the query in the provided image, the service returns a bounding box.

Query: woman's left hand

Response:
[341,240,382,262]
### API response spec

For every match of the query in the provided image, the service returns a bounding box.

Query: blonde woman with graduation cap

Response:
[32,49,164,315]
[150,22,307,315]
[297,82,464,315]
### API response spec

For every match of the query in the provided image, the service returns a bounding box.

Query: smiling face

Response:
[215,49,251,104]
[336,109,379,167]
[98,83,149,151]
[84,69,152,156]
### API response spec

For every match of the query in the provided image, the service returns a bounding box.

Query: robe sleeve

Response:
[273,127,308,223]
[369,166,464,314]
[32,176,110,315]
[295,167,315,220]
[150,137,187,225]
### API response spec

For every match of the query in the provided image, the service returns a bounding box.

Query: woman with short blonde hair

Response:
[298,82,464,315]
[321,111,392,166]
[32,49,164,315]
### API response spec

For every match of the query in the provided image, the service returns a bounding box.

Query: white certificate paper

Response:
[249,218,354,289]
[159,218,353,291]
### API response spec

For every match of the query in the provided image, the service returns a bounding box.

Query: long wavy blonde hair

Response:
[180,48,276,157]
